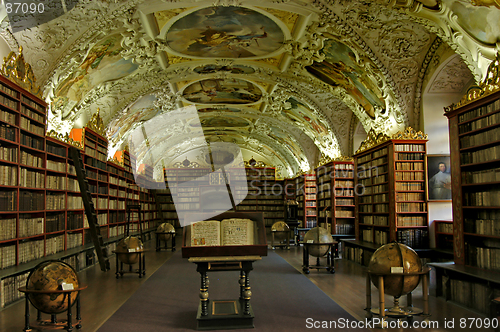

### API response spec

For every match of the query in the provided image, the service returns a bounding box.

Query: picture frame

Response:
[426,154,452,201]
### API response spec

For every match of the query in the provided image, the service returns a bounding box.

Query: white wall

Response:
[422,94,457,247]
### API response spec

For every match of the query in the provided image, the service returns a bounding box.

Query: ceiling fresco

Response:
[2,0,499,177]
[182,78,262,104]
[165,6,285,58]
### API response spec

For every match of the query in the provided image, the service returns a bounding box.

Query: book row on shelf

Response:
[460,145,500,164]
[447,279,491,315]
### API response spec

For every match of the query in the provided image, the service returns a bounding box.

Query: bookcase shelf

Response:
[352,137,429,255]
[315,160,355,236]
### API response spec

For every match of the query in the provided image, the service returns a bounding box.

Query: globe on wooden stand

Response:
[366,242,430,322]
[18,260,87,331]
[302,226,337,274]
[271,221,290,249]
[156,222,176,251]
[116,236,144,265]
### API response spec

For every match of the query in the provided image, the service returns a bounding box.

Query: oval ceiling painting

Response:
[166,6,284,58]
[190,115,250,128]
[193,64,255,75]
[183,78,262,104]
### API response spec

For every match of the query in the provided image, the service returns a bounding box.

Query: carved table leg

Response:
[239,271,245,300]
[302,246,310,274]
[200,271,209,316]
[243,269,252,315]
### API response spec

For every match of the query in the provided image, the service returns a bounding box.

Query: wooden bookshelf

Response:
[294,174,316,228]
[316,160,355,236]
[445,89,500,269]
[434,219,453,253]
[352,131,429,250]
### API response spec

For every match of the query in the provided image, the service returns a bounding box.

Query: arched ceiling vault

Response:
[1,0,499,177]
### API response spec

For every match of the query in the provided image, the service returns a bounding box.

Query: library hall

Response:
[1,0,500,331]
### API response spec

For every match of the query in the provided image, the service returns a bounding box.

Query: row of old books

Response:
[397,229,428,248]
[46,234,65,256]
[437,222,453,233]
[0,123,15,141]
[458,98,500,123]
[463,189,500,207]
[18,239,43,264]
[21,105,43,123]
[360,215,388,225]
[461,145,500,164]
[0,271,29,308]
[397,215,426,226]
[18,215,44,238]
[0,109,15,125]
[46,213,65,232]
[21,96,44,112]
[466,242,500,271]
[464,217,500,236]
[67,232,83,250]
[19,168,44,188]
[335,223,354,235]
[395,162,424,170]
[20,134,43,150]
[461,168,500,184]
[0,217,16,241]
[395,152,425,160]
[460,127,500,149]
[448,279,490,314]
[395,171,424,181]
[0,165,16,186]
[20,150,43,168]
[0,145,16,162]
[362,229,388,245]
[394,144,425,152]
[19,117,44,136]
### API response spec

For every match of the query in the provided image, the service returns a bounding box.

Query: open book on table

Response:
[190,218,255,246]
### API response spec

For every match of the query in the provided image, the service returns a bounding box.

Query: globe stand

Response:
[156,232,176,251]
[271,231,290,249]
[112,249,146,278]
[302,242,337,274]
[19,285,87,332]
[365,268,431,324]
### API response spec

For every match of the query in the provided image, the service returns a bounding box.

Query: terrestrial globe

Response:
[116,236,143,265]
[156,223,175,241]
[368,242,422,298]
[303,226,333,257]
[26,260,80,314]
[271,221,290,241]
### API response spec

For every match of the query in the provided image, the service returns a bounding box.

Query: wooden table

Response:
[188,256,262,330]
[18,285,87,332]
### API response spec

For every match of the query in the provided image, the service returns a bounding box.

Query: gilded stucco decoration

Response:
[391,127,428,140]
[355,129,390,154]
[1,46,41,97]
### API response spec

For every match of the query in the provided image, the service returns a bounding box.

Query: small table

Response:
[112,250,146,278]
[156,232,176,251]
[188,256,262,330]
[302,242,337,274]
[18,285,87,332]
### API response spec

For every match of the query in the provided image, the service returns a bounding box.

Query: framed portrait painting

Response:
[426,154,452,201]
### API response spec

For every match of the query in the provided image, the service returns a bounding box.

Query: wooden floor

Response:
[0,237,495,332]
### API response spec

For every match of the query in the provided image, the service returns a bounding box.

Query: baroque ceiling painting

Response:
[3,0,499,178]
[182,78,262,104]
[165,6,285,58]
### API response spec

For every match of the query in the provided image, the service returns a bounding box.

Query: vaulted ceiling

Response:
[1,0,498,178]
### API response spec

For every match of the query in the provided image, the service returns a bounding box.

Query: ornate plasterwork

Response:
[445,51,500,112]
[427,54,473,93]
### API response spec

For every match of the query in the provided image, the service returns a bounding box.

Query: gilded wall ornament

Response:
[355,129,390,154]
[1,46,41,97]
[47,130,83,149]
[86,109,106,136]
[391,127,428,140]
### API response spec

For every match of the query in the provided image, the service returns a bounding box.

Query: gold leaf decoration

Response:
[107,157,124,167]
[86,109,105,136]
[47,130,83,149]
[168,54,192,65]
[445,52,500,112]
[355,129,390,154]
[1,46,41,97]
[391,127,428,140]
[470,0,500,10]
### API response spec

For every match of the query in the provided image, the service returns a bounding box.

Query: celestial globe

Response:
[116,236,143,265]
[303,226,333,257]
[26,260,80,314]
[368,242,422,298]
[156,223,176,241]
[271,221,290,241]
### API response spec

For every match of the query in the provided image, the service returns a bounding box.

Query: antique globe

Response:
[368,242,423,315]
[303,226,333,257]
[116,236,143,265]
[156,223,175,241]
[271,221,290,241]
[26,260,80,314]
